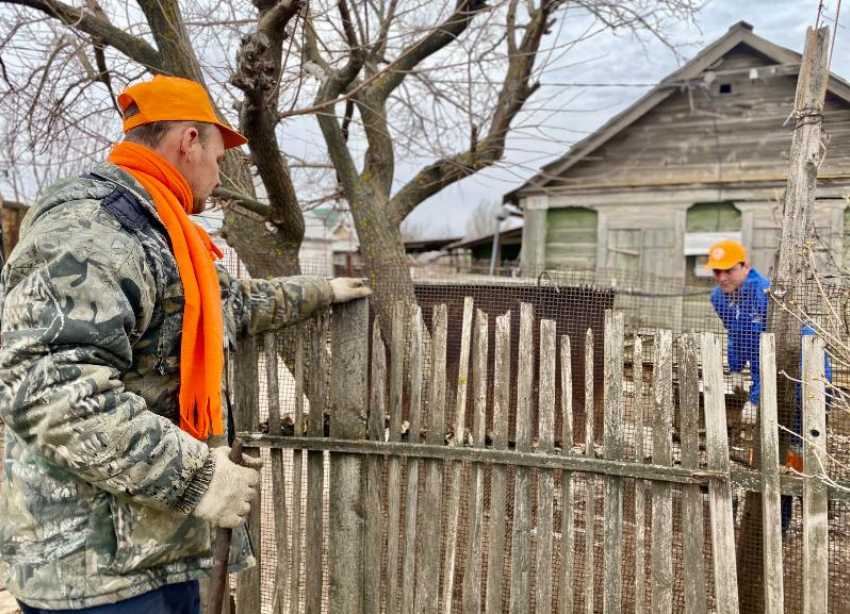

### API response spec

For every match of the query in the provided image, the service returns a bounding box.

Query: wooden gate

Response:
[235,298,836,614]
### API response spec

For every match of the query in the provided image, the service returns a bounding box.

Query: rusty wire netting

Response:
[222,253,850,614]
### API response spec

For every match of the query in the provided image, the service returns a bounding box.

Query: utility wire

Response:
[828,0,842,75]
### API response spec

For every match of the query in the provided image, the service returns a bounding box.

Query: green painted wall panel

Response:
[686,201,741,233]
[544,207,597,269]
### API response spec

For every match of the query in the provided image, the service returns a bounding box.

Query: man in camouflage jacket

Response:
[0,76,370,612]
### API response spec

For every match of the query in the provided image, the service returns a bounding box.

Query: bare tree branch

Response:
[1,0,163,71]
[230,0,305,243]
[307,5,360,195]
[391,0,550,220]
[214,186,272,218]
[369,0,490,103]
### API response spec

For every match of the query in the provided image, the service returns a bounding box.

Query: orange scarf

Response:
[108,142,224,440]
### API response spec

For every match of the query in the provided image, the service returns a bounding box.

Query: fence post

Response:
[802,334,828,614]
[328,298,369,614]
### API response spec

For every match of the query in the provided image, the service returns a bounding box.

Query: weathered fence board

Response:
[288,333,304,614]
[678,333,707,614]
[462,309,489,614]
[759,333,784,614]
[442,297,475,614]
[701,332,740,614]
[583,328,596,614]
[558,335,574,614]
[235,335,261,614]
[510,303,535,613]
[328,300,368,614]
[248,438,721,482]
[401,306,424,614]
[650,330,673,614]
[536,318,557,614]
[603,311,624,614]
[364,324,386,614]
[485,313,511,614]
[386,302,407,614]
[263,332,290,614]
[633,334,646,614]
[803,334,828,614]
[305,315,327,614]
[416,305,448,614]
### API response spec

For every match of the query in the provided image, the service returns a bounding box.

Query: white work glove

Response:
[329,278,372,304]
[740,401,758,427]
[192,447,262,528]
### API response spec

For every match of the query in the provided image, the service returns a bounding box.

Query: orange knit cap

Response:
[118,75,247,149]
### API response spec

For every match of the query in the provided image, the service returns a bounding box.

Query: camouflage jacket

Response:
[0,162,332,609]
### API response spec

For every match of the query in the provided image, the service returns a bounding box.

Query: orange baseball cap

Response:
[117,75,248,149]
[704,239,747,270]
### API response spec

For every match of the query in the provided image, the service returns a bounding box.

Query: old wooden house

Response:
[507,22,850,330]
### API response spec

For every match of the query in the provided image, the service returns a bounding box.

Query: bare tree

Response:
[0,0,699,327]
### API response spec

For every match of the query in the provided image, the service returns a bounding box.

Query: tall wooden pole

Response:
[737,25,831,614]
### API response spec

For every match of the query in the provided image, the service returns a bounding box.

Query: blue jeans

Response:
[17,580,200,614]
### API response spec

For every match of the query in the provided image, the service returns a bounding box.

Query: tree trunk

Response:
[222,210,301,278]
[350,192,415,334]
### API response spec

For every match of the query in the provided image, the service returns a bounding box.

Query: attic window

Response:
[719,83,732,95]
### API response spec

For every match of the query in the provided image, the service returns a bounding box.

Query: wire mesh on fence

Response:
[222,252,850,614]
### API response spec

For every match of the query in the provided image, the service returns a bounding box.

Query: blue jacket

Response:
[710,268,831,405]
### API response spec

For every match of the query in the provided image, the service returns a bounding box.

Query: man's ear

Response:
[178,126,202,157]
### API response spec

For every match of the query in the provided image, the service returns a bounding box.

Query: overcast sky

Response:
[399,0,850,239]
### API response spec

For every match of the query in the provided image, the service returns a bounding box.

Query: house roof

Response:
[0,200,28,211]
[505,21,850,204]
[404,236,464,254]
[447,226,523,250]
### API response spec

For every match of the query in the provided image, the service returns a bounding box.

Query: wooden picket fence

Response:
[232,298,839,614]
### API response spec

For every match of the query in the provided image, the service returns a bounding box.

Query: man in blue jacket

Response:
[706,239,829,530]
[707,240,769,434]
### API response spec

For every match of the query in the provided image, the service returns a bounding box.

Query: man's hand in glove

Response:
[729,371,748,394]
[330,278,372,304]
[193,447,262,528]
[740,401,758,427]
